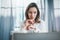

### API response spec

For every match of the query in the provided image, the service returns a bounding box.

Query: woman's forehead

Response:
[28,7,37,12]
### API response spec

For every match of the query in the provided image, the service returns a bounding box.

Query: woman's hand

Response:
[26,24,36,30]
[24,19,35,30]
[25,19,34,26]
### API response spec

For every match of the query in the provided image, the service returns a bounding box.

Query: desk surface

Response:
[12,32,60,40]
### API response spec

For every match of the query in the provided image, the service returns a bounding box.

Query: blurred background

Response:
[0,0,60,40]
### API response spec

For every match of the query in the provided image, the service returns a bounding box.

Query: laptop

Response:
[12,32,60,40]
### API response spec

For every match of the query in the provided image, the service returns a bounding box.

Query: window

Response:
[0,0,45,29]
[11,0,45,26]
[54,0,60,32]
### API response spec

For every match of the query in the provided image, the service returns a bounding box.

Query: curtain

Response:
[0,0,14,40]
[44,0,56,32]
[0,0,42,40]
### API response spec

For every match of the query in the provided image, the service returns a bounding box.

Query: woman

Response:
[13,3,48,33]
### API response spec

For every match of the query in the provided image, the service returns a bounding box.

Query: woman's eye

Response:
[29,12,32,13]
[34,12,36,14]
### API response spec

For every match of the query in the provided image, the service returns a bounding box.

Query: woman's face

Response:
[28,7,37,20]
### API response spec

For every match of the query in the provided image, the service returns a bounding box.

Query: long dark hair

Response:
[25,3,40,23]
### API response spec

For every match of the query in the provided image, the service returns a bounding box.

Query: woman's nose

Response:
[31,13,34,16]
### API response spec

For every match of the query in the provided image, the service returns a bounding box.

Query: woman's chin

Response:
[29,18,34,20]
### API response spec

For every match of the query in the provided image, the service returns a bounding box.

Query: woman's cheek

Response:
[28,14,31,18]
[34,15,37,18]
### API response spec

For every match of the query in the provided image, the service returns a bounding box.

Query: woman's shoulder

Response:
[36,19,46,27]
[38,19,45,24]
[38,19,48,32]
[19,20,25,25]
[35,19,45,27]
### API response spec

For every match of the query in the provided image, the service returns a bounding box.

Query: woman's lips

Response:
[28,21,32,24]
[28,19,34,24]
